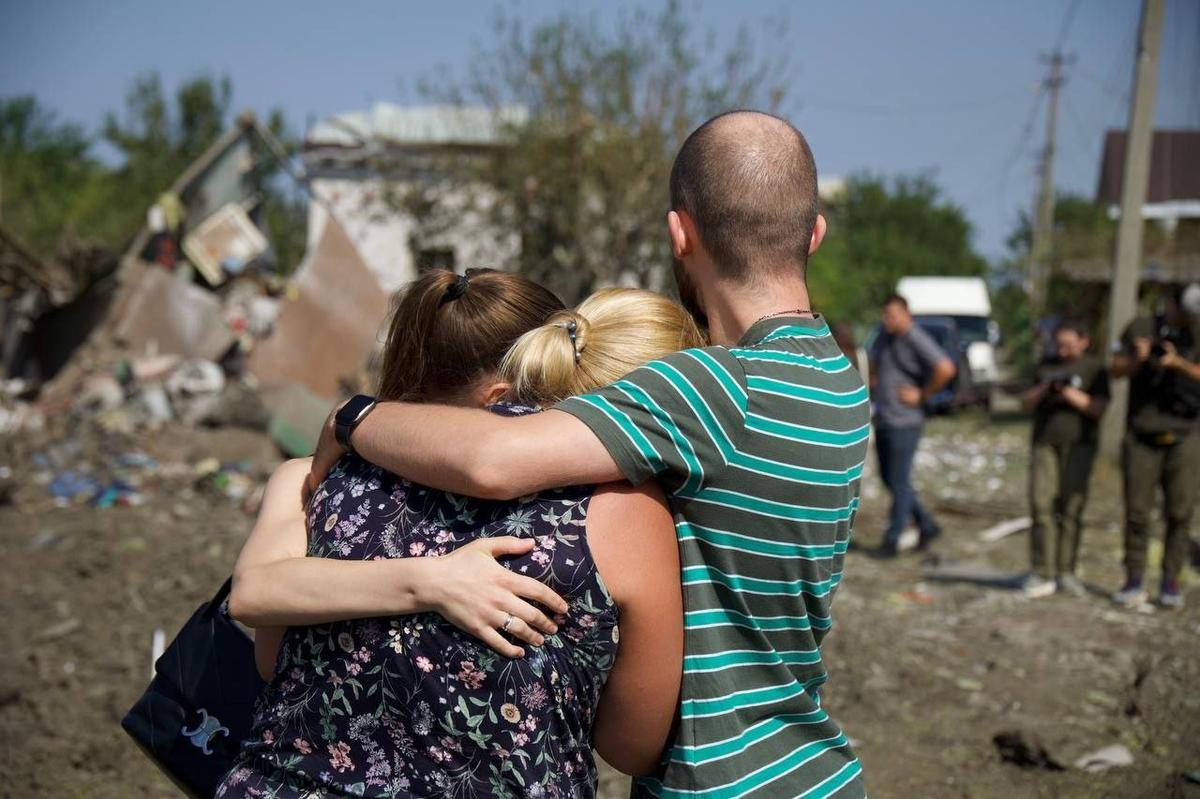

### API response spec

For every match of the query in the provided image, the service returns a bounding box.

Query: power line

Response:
[799,90,1027,117]
[1054,0,1082,51]
[1060,94,1103,183]
[955,88,1045,215]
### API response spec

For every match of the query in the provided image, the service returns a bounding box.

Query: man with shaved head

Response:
[305,110,869,797]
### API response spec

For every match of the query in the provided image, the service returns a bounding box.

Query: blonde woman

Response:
[221,277,702,798]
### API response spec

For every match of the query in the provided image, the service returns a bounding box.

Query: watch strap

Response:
[334,394,377,454]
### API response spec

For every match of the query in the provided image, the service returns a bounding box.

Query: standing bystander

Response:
[1111,287,1200,609]
[868,294,957,556]
[1020,319,1109,597]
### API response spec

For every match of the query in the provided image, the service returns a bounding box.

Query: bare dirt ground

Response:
[1,412,1197,798]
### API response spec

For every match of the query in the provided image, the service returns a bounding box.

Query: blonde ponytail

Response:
[501,288,705,406]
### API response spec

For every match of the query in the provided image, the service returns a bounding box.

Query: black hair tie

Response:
[441,273,470,305]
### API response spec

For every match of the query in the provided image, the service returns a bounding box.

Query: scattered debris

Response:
[993,729,1066,771]
[35,618,82,643]
[1073,744,1134,772]
[978,516,1032,543]
[262,382,334,457]
[112,267,237,362]
[182,203,268,286]
[150,629,166,679]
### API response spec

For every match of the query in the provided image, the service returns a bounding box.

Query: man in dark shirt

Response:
[1020,320,1109,597]
[1111,288,1200,609]
[868,294,957,556]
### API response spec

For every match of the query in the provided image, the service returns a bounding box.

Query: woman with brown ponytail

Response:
[219,270,701,798]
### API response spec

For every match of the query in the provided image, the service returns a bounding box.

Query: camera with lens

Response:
[1147,315,1200,420]
[1149,321,1190,367]
[1044,370,1082,393]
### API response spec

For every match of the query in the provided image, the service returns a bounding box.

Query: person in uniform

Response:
[1111,287,1200,609]
[1020,319,1109,597]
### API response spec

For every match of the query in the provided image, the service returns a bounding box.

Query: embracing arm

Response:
[230,459,568,658]
[587,482,683,776]
[310,405,623,502]
[229,459,426,627]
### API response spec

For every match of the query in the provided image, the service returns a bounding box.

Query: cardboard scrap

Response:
[112,268,236,361]
[246,217,389,400]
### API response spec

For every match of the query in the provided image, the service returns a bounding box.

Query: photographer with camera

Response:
[1020,320,1110,598]
[1111,285,1200,610]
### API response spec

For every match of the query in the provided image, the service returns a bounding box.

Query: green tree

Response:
[412,2,789,302]
[3,76,306,275]
[808,173,988,325]
[88,73,235,247]
[994,193,1120,373]
[0,96,100,255]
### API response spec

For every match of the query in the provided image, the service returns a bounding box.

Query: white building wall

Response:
[307,177,521,295]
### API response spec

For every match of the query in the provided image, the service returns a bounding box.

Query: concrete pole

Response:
[1029,52,1066,318]
[1100,0,1166,458]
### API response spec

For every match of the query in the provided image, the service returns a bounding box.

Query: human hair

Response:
[669,110,819,281]
[1054,318,1089,338]
[881,293,909,312]
[500,288,706,407]
[376,268,565,402]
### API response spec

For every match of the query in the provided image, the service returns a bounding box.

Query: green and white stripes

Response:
[558,316,869,799]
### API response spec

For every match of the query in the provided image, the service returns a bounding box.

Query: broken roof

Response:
[1096,129,1200,208]
[305,103,528,150]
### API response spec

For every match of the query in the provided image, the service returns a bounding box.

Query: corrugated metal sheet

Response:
[306,104,527,149]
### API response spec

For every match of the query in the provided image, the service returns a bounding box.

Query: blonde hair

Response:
[501,288,705,406]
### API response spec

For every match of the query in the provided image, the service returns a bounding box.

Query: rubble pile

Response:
[1,113,393,476]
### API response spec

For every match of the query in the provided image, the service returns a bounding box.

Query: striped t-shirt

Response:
[558,315,869,799]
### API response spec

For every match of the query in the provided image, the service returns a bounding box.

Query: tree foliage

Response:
[991,194,1116,374]
[808,173,988,325]
[0,97,101,254]
[417,2,790,302]
[1,74,307,273]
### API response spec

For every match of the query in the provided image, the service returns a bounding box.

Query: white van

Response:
[896,276,1000,400]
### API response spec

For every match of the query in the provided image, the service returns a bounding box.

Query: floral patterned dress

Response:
[217,405,619,799]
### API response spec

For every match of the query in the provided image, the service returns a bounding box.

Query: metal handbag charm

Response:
[181,708,230,755]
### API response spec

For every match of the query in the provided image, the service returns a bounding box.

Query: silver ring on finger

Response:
[501,614,515,633]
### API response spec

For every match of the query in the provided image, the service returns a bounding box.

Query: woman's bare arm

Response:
[228,459,568,658]
[254,626,286,681]
[587,482,683,776]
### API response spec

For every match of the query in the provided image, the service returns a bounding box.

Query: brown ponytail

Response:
[376,268,565,402]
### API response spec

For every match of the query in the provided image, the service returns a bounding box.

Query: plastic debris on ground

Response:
[1072,744,1134,772]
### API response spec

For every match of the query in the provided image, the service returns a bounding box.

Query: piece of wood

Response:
[978,516,1032,543]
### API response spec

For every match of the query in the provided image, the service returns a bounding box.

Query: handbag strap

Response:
[201,576,234,621]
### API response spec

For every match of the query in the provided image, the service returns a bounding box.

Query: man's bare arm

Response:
[924,358,957,399]
[316,404,624,501]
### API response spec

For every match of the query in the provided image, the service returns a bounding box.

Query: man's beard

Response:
[673,259,709,334]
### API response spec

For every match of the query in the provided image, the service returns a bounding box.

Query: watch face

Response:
[339,395,375,424]
[336,395,376,451]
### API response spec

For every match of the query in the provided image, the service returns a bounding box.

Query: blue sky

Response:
[2,0,1197,259]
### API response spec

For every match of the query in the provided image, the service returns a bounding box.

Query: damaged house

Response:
[6,104,527,454]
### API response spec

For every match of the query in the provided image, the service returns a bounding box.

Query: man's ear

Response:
[667,210,693,259]
[808,213,827,256]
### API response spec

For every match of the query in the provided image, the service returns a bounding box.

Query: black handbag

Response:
[121,577,266,798]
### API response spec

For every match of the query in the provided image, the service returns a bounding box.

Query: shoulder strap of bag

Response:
[202,577,234,621]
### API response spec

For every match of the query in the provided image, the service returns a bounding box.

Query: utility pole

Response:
[1100,0,1166,457]
[1028,51,1072,319]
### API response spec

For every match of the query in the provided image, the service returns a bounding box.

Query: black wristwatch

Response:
[334,394,378,455]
